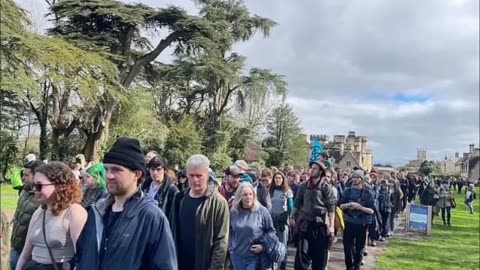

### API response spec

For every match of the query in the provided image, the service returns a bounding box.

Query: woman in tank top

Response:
[16,162,87,270]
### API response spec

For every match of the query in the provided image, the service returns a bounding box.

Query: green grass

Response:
[1,184,19,210]
[377,188,480,270]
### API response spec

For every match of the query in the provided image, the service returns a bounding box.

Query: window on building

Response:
[347,161,351,167]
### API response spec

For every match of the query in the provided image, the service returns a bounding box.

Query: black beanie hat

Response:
[103,137,146,177]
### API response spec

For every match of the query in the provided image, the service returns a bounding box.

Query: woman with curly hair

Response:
[15,162,87,270]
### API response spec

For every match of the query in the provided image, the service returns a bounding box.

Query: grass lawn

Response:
[1,184,19,211]
[377,188,480,270]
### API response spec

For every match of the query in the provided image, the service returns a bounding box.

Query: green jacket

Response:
[10,188,39,252]
[170,184,229,270]
[294,180,337,224]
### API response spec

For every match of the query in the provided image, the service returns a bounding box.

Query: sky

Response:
[19,0,479,166]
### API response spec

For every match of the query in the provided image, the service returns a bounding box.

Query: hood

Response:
[94,188,154,218]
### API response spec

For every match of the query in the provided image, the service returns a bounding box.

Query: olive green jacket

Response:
[10,188,39,252]
[170,185,229,270]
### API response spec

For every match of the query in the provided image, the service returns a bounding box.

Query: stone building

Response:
[403,148,427,173]
[309,131,373,171]
[456,144,480,182]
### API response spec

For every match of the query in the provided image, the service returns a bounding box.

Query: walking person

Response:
[376,180,392,241]
[9,160,44,270]
[398,172,408,212]
[142,156,179,218]
[74,137,177,270]
[291,158,337,270]
[269,172,294,270]
[388,180,402,236]
[465,184,476,214]
[170,154,229,270]
[176,170,188,192]
[437,181,453,226]
[339,170,375,270]
[229,182,281,270]
[15,162,88,270]
[80,163,107,209]
[420,181,438,223]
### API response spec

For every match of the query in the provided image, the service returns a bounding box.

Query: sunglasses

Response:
[33,183,55,191]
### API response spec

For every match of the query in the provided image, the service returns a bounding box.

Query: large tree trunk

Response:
[82,104,114,162]
[50,128,61,161]
[38,119,49,160]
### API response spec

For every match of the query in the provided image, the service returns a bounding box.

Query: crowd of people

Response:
[1,137,477,270]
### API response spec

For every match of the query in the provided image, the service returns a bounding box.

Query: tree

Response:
[263,103,303,167]
[106,89,169,156]
[1,0,120,160]
[163,117,203,168]
[48,0,213,160]
[418,161,442,177]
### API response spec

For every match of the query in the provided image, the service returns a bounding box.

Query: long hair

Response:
[231,182,260,213]
[270,172,290,195]
[36,162,83,216]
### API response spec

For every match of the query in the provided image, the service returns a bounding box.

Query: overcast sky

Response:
[20,0,479,166]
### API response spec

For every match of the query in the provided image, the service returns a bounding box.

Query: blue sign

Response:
[408,204,429,233]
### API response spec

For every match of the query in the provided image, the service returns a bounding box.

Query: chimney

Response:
[455,152,459,158]
[469,144,475,154]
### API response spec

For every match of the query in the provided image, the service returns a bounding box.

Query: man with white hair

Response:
[170,154,229,270]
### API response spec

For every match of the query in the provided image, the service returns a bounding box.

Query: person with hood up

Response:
[74,137,177,270]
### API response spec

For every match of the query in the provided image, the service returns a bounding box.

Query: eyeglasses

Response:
[33,183,55,191]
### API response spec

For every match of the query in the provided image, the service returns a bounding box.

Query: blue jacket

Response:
[74,189,177,270]
[339,186,375,225]
[252,231,286,270]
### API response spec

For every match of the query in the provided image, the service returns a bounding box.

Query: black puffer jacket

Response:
[141,176,178,218]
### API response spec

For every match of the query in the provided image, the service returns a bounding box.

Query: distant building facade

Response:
[403,148,427,173]
[309,131,373,171]
[456,144,480,181]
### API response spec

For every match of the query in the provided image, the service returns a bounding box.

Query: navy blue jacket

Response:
[74,189,177,270]
[339,186,375,225]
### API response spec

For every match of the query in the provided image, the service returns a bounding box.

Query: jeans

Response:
[275,224,288,269]
[388,210,395,234]
[10,249,20,270]
[441,207,451,225]
[466,201,474,214]
[230,254,257,270]
[343,222,368,270]
[379,211,390,237]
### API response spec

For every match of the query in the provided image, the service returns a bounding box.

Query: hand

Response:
[350,202,361,210]
[289,219,295,227]
[250,244,263,254]
[327,225,335,236]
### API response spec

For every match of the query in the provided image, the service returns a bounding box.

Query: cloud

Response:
[18,0,479,166]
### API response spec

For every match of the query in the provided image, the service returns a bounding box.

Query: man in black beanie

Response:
[74,137,177,270]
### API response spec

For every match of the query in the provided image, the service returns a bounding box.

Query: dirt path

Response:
[285,214,405,270]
